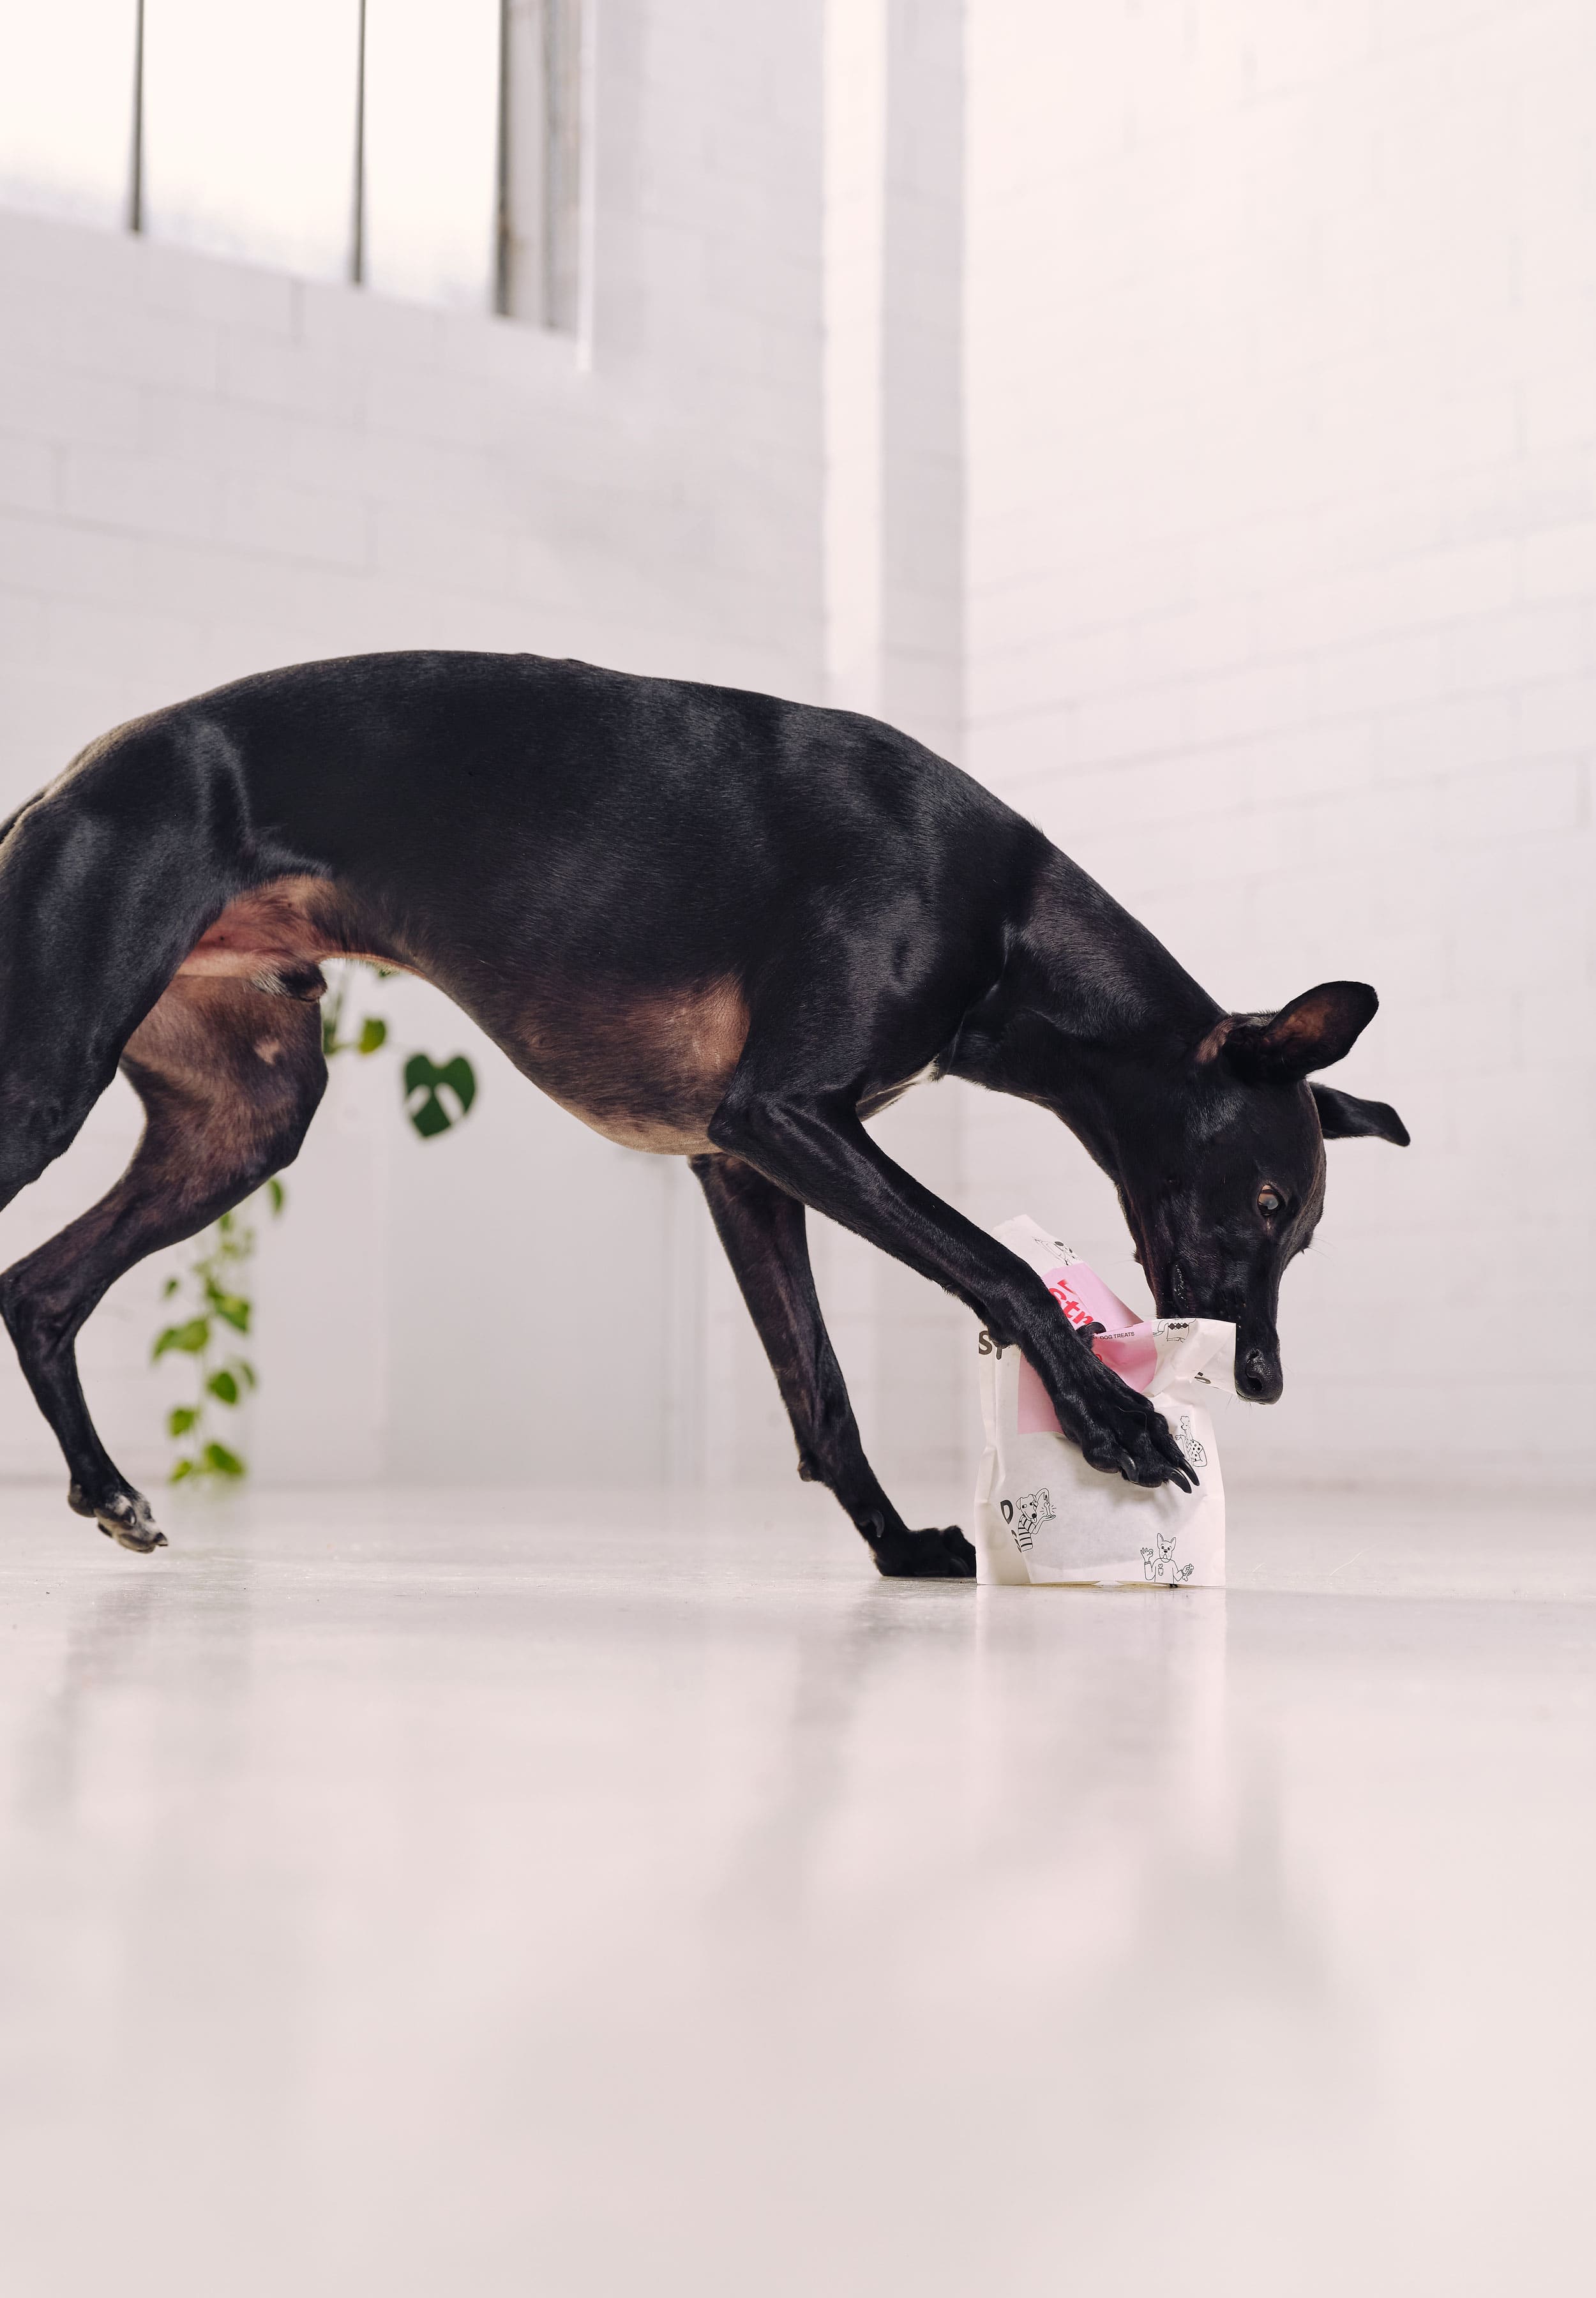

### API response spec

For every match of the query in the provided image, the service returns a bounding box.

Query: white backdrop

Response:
[0,0,828,1492]
[962,0,1595,1482]
[0,0,1589,1504]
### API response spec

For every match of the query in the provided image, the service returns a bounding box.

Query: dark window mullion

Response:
[127,0,145,232]
[350,0,368,283]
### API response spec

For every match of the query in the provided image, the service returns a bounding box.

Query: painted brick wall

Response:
[965,0,1595,1480]
[0,0,825,1491]
[698,0,972,1512]
[8,0,1583,1517]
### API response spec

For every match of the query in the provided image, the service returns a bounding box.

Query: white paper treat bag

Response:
[974,1215,1234,1588]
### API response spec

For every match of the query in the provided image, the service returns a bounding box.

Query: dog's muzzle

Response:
[1236,1343,1283,1402]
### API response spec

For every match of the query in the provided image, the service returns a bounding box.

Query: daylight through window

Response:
[0,0,585,327]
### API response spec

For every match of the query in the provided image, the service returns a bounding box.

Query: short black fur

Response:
[0,651,1407,1563]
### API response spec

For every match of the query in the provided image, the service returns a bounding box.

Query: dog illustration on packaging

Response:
[1000,1487,1055,1552]
[1141,1529,1194,1584]
[1171,1414,1207,1470]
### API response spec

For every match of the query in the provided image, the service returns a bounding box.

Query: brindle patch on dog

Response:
[177,877,751,1156]
[515,979,751,1155]
[177,876,319,981]
[177,875,396,998]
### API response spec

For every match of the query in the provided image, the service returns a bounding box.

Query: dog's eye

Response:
[1257,1184,1284,1218]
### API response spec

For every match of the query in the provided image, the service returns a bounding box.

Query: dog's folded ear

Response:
[1197,986,1408,1141]
[1216,980,1379,1084]
[1311,1083,1410,1146]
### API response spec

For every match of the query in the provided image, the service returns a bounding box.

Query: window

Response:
[499,0,585,331]
[141,0,361,282]
[0,0,586,328]
[0,0,138,231]
[362,0,501,308]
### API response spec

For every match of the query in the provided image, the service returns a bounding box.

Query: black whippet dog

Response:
[0,651,1407,1566]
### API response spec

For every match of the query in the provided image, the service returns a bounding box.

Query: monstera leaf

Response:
[403,1053,477,1138]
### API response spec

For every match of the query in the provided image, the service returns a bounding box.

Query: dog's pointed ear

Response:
[1220,980,1379,1084]
[1311,1083,1410,1146]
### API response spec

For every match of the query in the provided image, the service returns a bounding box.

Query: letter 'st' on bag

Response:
[974,1215,1233,1588]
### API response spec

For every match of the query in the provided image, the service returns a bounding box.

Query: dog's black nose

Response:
[1237,1348,1283,1402]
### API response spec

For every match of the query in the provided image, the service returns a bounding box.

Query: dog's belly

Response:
[516,980,750,1155]
[176,881,749,1157]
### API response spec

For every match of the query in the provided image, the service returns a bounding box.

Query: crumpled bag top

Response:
[994,1214,1235,1431]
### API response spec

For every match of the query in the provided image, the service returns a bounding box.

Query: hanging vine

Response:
[152,961,476,1485]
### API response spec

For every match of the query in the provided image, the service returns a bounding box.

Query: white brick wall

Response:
[698,0,972,1511]
[964,0,1595,1480]
[4,0,1585,1516]
[0,0,825,1492]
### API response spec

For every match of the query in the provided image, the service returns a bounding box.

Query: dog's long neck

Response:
[945,845,1221,1169]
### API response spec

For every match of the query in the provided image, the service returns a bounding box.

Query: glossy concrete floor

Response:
[0,1478,1592,2298]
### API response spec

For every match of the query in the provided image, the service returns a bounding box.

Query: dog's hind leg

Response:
[0,719,269,1224]
[691,1153,975,1579]
[0,979,326,1551]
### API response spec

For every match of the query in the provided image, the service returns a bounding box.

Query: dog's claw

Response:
[1066,1367,1198,1494]
[1152,1416,1198,1483]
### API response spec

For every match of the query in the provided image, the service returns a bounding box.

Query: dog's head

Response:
[1112,982,1408,1402]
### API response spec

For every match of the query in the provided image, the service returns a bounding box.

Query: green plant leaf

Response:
[358,1016,388,1055]
[441,1055,476,1113]
[410,1093,451,1139]
[162,1275,179,1299]
[403,1053,477,1138]
[158,1196,269,1483]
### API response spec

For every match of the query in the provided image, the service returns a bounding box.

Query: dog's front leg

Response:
[709,1088,1196,1498]
[691,1152,975,1577]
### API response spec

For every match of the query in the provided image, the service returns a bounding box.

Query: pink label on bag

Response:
[1016,1353,1064,1433]
[1039,1259,1138,1335]
[1015,1260,1159,1431]
[1092,1326,1160,1393]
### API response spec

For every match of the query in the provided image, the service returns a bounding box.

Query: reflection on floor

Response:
[0,1478,1590,2297]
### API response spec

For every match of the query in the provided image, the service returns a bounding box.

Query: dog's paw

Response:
[71,1483,168,1553]
[1071,1370,1196,1494]
[873,1524,977,1580]
[1112,1415,1195,1492]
